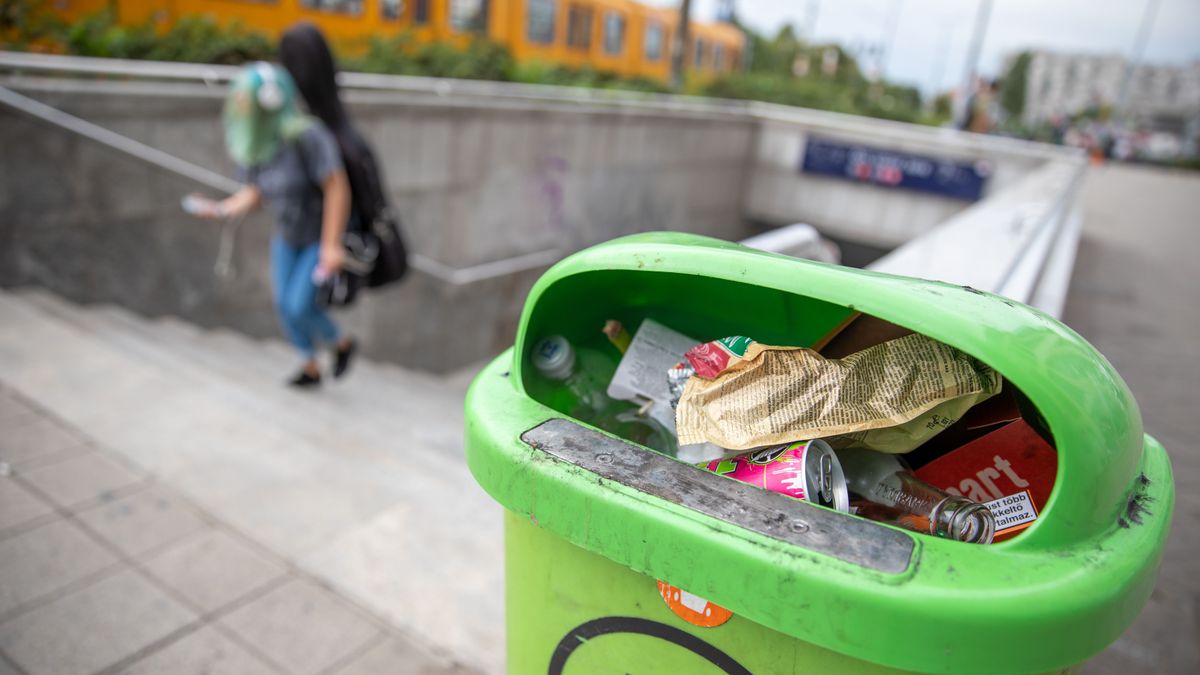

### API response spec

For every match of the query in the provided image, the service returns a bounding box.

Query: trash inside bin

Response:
[464,232,1173,674]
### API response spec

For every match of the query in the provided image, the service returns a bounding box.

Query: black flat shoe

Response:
[333,338,357,379]
[288,370,321,388]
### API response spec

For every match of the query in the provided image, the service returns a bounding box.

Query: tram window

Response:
[567,5,592,50]
[300,0,363,15]
[381,0,403,20]
[451,0,488,32]
[527,0,556,44]
[643,21,663,61]
[602,12,624,55]
[414,0,429,23]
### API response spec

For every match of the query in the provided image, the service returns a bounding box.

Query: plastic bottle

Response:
[530,335,611,421]
[531,335,676,455]
[837,446,996,544]
[181,194,221,218]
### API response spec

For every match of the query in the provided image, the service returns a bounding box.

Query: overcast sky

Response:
[646,0,1200,94]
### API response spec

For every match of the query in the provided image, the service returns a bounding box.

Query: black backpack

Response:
[338,126,409,289]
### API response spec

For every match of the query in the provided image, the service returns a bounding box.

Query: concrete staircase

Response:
[0,287,505,674]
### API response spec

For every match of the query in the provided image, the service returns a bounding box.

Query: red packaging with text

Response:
[914,419,1057,542]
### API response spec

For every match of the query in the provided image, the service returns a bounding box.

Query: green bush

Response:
[0,0,67,49]
[145,16,273,64]
[64,10,157,58]
[51,10,272,64]
[704,73,858,113]
[344,33,515,81]
[702,73,923,123]
[512,60,667,93]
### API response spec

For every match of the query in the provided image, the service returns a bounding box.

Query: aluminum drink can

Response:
[703,439,850,513]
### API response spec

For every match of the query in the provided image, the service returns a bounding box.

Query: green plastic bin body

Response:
[464,233,1174,675]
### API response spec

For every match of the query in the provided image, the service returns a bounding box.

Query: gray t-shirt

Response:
[238,124,342,248]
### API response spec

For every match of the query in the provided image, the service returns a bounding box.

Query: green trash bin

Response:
[464,233,1173,674]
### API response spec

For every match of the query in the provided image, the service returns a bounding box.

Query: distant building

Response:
[1019,50,1200,131]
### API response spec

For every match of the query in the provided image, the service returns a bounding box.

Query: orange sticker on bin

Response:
[656,581,733,627]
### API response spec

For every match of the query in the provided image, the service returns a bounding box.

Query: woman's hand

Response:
[318,169,352,278]
[318,243,345,277]
[214,186,261,220]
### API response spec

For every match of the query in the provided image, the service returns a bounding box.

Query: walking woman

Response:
[279,23,406,290]
[198,62,357,387]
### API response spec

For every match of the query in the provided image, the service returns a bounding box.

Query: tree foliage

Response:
[15,9,274,64]
[705,22,922,123]
[345,33,516,81]
[1000,51,1031,118]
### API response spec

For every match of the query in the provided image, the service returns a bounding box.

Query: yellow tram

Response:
[52,0,744,83]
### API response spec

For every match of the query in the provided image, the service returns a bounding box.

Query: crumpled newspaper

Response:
[674,333,1001,453]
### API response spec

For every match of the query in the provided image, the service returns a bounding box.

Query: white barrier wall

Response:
[745,104,1067,248]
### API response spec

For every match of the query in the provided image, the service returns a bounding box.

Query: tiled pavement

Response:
[1067,165,1200,674]
[0,389,473,675]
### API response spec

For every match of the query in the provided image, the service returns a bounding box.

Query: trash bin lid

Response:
[465,232,1173,674]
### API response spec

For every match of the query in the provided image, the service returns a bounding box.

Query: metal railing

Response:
[867,157,1086,316]
[0,74,559,286]
[0,84,240,194]
[0,51,751,120]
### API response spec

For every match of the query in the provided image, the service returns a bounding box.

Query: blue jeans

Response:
[270,237,340,360]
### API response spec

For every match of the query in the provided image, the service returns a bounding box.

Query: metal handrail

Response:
[0,84,241,194]
[0,81,559,285]
[0,51,1093,166]
[0,51,750,119]
[866,157,1087,315]
[0,51,1072,157]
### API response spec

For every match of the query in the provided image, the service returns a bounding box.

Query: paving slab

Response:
[0,568,196,675]
[0,475,55,533]
[209,454,407,559]
[302,496,504,675]
[0,417,88,468]
[333,635,474,675]
[142,529,287,614]
[0,518,119,617]
[219,578,382,675]
[115,625,280,675]
[19,452,144,510]
[76,485,208,558]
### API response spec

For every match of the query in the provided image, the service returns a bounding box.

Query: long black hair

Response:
[279,23,386,229]
[279,23,348,131]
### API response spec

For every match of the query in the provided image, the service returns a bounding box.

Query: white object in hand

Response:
[181,194,219,217]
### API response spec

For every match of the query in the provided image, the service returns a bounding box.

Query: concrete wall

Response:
[0,72,1082,371]
[0,78,757,372]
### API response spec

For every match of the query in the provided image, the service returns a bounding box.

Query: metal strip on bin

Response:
[521,419,916,574]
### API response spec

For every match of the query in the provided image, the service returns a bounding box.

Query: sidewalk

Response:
[1065,163,1200,674]
[0,289,502,675]
[0,387,472,675]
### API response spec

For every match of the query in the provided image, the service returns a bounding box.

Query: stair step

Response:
[16,289,463,462]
